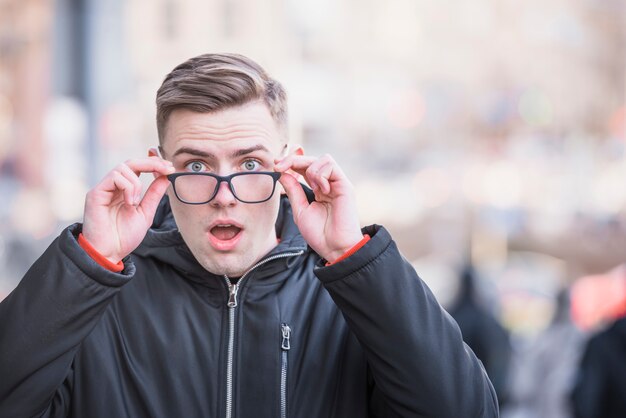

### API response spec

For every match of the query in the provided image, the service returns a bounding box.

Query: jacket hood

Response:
[133,193,309,281]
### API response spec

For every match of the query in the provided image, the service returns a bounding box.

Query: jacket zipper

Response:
[280,323,291,418]
[222,250,304,418]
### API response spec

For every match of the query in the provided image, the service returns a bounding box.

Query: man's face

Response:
[161,102,286,278]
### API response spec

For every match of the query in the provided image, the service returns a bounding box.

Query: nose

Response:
[210,179,237,207]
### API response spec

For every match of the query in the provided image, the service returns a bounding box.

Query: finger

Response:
[318,162,334,194]
[274,155,317,174]
[138,175,171,221]
[278,154,344,184]
[107,171,136,206]
[305,160,334,195]
[124,157,174,177]
[304,155,336,192]
[116,164,145,204]
[283,168,305,185]
[278,172,309,222]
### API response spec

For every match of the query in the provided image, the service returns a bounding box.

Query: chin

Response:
[198,254,247,278]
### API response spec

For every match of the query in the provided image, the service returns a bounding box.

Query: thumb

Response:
[278,172,309,222]
[139,175,170,221]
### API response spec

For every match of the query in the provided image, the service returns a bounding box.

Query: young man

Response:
[0,53,498,417]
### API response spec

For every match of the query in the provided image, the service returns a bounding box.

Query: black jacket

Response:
[0,196,498,417]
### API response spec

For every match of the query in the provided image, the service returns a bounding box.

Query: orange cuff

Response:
[325,234,371,266]
[78,233,124,273]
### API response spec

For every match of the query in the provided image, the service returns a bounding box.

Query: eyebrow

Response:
[230,144,271,158]
[171,144,271,159]
[172,147,215,159]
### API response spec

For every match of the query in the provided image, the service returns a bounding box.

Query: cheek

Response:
[249,199,280,231]
[275,180,286,195]
[168,192,197,229]
[262,196,282,225]
[166,187,177,203]
[167,189,182,215]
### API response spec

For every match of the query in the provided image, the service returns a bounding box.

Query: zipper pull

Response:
[227,283,239,308]
[281,323,291,350]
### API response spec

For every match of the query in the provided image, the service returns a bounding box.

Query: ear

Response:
[148,146,162,158]
[148,147,165,179]
[290,145,304,157]
[279,143,304,158]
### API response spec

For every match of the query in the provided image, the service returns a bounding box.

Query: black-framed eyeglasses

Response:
[167,171,281,204]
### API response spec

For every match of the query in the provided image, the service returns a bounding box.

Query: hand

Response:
[82,157,175,263]
[275,154,363,263]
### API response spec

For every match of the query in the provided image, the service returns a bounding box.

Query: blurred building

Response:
[0,0,52,188]
[0,0,55,298]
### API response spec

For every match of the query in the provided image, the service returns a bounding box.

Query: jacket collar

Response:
[134,191,309,285]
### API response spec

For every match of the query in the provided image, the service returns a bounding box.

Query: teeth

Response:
[217,224,232,228]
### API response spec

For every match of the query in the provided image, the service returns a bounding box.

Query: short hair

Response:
[156,53,288,145]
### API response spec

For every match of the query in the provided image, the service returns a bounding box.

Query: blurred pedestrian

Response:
[503,288,586,418]
[448,264,513,407]
[571,303,626,418]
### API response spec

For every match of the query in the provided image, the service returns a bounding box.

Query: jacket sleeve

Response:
[0,223,135,418]
[315,225,499,417]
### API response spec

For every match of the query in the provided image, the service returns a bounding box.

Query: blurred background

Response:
[0,0,625,415]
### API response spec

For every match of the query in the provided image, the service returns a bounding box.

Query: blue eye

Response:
[242,160,260,171]
[186,161,206,172]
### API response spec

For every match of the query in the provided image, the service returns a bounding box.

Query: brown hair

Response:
[156,53,288,145]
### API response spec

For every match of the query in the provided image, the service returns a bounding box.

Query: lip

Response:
[207,219,244,252]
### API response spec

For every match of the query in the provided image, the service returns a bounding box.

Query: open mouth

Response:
[210,224,242,241]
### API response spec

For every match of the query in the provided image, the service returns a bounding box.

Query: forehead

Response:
[162,102,285,155]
